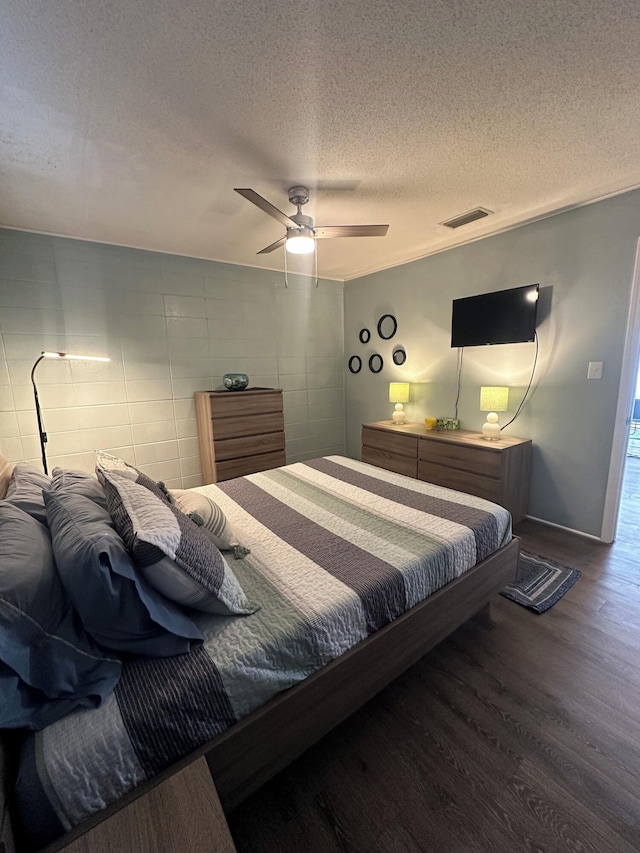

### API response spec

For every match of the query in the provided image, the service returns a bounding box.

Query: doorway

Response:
[602,238,640,543]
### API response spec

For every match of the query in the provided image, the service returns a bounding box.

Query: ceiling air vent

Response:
[441,207,493,229]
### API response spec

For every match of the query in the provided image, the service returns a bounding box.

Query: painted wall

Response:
[0,229,344,487]
[345,190,640,537]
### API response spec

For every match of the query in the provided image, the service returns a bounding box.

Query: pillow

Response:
[170,489,249,558]
[0,455,14,499]
[5,463,51,526]
[0,501,121,728]
[98,468,258,615]
[50,467,108,510]
[96,450,169,503]
[44,489,203,657]
[0,662,99,731]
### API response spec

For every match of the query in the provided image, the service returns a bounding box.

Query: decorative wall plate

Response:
[392,346,406,365]
[359,328,371,344]
[348,355,362,374]
[377,314,397,340]
[369,353,383,373]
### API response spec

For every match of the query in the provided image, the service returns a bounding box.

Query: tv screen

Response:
[451,284,539,347]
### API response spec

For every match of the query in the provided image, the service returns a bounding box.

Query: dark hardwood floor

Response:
[227,459,640,853]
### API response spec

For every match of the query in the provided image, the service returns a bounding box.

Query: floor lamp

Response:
[31,351,110,474]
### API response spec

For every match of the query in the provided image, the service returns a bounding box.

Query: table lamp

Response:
[31,351,110,473]
[389,382,410,425]
[480,386,509,440]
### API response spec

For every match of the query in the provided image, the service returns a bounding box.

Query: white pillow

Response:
[170,489,249,558]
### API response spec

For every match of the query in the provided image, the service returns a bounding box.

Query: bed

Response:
[0,455,519,853]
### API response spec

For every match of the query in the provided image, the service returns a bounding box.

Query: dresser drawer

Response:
[419,439,502,479]
[362,446,418,478]
[214,432,286,462]
[362,427,418,459]
[216,450,286,481]
[212,411,285,441]
[418,460,502,504]
[209,392,283,419]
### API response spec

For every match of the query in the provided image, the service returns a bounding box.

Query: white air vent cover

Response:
[441,207,493,229]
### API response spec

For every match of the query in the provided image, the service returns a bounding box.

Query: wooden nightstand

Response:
[63,757,236,853]
[362,421,532,523]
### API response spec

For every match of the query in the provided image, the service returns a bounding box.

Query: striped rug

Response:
[500,551,581,613]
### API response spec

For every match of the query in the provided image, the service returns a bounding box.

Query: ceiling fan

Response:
[234,185,389,255]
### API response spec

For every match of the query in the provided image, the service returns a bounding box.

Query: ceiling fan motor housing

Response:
[288,185,310,207]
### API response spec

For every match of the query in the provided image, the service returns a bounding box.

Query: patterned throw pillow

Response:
[95,451,169,503]
[97,468,258,616]
[169,489,249,558]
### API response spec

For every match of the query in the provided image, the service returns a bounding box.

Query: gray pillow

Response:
[50,467,108,510]
[0,501,121,728]
[98,468,258,615]
[5,463,51,526]
[44,489,203,657]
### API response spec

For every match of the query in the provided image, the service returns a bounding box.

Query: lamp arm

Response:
[30,355,48,475]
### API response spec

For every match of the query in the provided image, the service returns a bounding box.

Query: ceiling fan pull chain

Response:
[315,243,318,288]
[283,241,289,289]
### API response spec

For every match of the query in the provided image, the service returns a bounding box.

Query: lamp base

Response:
[482,416,502,440]
[392,403,406,425]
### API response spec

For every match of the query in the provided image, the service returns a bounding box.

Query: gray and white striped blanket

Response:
[17,456,511,846]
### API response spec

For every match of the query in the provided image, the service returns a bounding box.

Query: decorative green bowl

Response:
[223,373,249,391]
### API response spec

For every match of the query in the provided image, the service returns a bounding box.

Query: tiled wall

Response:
[0,229,345,487]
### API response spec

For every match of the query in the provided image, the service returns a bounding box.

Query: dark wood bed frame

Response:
[0,537,519,853]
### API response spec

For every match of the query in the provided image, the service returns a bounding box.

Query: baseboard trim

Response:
[524,514,603,543]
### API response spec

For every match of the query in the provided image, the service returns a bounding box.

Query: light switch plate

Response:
[587,361,604,379]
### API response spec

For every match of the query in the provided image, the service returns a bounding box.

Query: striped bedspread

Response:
[16,456,511,846]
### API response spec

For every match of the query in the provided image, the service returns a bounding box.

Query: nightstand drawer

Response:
[419,439,502,479]
[362,426,418,459]
[362,446,418,478]
[419,461,502,504]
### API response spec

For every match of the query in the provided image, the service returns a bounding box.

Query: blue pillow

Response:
[4,463,51,526]
[44,489,203,657]
[50,467,108,510]
[0,662,101,731]
[0,502,121,728]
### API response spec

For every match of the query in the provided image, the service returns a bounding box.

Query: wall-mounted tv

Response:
[451,284,539,347]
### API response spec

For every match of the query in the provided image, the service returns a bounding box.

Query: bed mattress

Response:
[16,456,511,846]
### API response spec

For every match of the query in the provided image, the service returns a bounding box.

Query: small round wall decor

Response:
[359,328,371,344]
[392,346,406,365]
[348,355,362,374]
[377,314,397,340]
[369,353,383,373]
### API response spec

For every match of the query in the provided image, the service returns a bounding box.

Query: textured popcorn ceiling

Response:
[1,0,640,280]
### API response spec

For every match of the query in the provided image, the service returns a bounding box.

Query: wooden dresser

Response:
[195,389,286,484]
[362,421,532,523]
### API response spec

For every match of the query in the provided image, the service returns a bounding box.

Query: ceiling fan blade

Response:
[234,188,297,227]
[313,224,389,239]
[257,236,286,254]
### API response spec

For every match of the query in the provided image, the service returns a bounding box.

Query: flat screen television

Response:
[451,284,539,347]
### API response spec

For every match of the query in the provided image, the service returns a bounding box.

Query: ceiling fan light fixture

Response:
[285,228,315,255]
